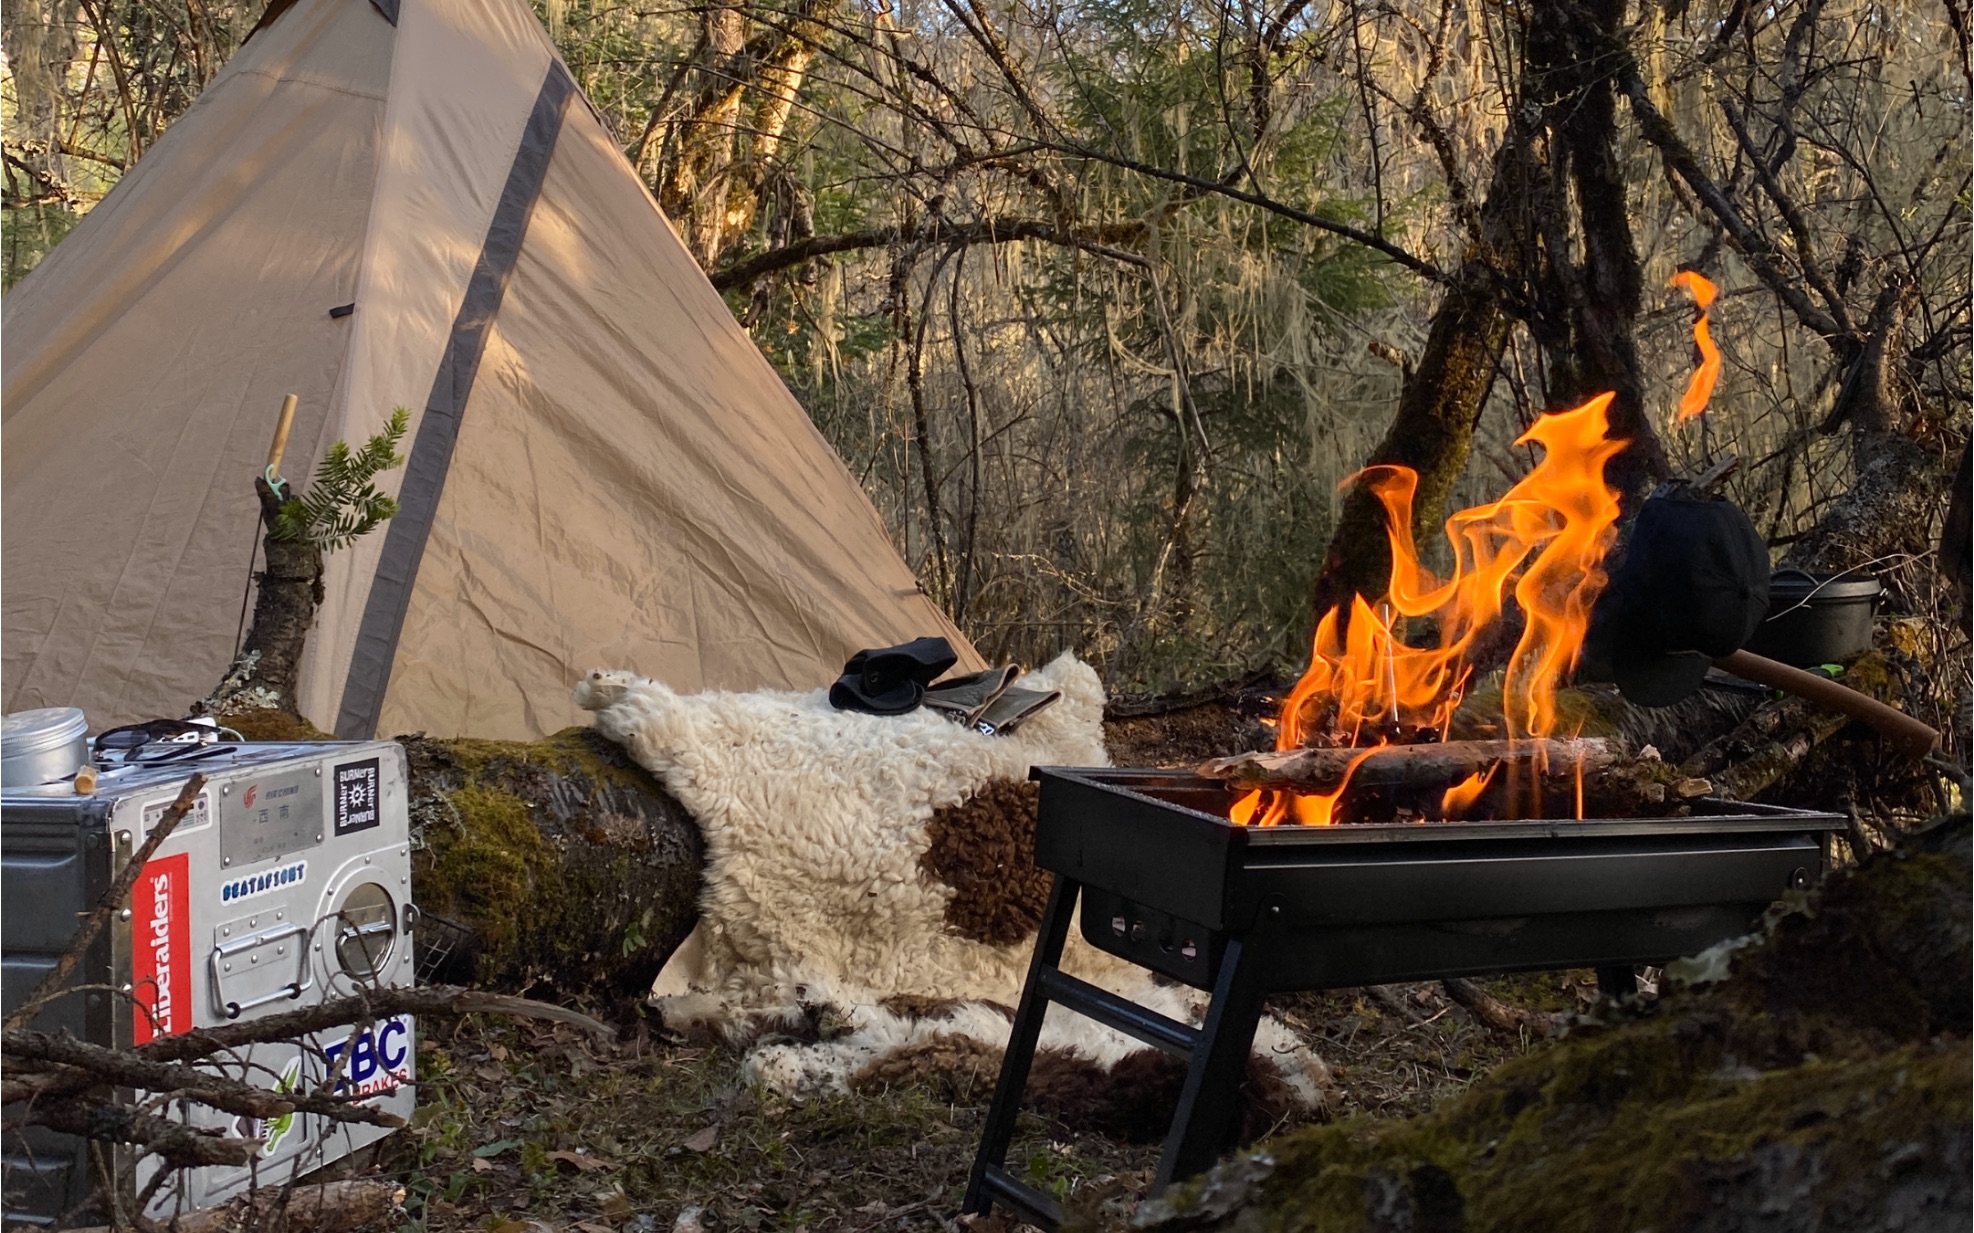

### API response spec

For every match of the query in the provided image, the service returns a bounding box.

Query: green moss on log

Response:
[400,727,702,1001]
[420,783,557,958]
[210,707,333,742]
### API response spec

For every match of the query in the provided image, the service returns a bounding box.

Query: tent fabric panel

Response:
[334,60,576,739]
[372,106,976,740]
[297,0,559,730]
[1,0,394,729]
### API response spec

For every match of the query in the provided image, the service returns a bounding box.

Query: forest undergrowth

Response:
[373,972,1581,1233]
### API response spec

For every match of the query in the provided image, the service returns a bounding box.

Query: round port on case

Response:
[334,882,397,980]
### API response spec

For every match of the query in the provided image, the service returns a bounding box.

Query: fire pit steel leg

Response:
[1154,899,1280,1187]
[1598,964,1639,998]
[964,880,1291,1229]
[962,874,1081,1228]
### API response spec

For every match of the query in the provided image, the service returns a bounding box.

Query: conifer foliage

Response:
[271,408,410,553]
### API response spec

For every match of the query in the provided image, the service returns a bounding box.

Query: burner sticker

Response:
[220,859,308,904]
[333,758,381,836]
[131,853,191,1044]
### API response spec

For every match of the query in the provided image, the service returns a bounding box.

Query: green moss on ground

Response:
[1131,815,1973,1233]
[1216,1042,1965,1233]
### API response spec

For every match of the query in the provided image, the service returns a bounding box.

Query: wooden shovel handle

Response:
[1715,649,1940,759]
[265,393,299,477]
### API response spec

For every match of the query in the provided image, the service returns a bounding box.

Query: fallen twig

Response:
[125,986,611,1068]
[17,1100,259,1170]
[2,984,606,1185]
[1441,978,1566,1037]
[2,1030,403,1128]
[65,1178,404,1233]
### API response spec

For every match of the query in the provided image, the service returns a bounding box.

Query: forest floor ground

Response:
[374,969,1599,1233]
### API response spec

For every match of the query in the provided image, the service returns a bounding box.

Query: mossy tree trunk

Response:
[1306,143,1524,624]
[400,728,703,1003]
[199,477,324,719]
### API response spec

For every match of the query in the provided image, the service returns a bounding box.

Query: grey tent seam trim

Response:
[334,59,576,739]
[369,0,400,24]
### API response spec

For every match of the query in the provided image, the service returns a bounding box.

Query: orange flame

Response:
[1280,392,1625,746]
[1439,763,1497,818]
[1230,745,1384,827]
[1227,394,1623,827]
[1670,271,1719,422]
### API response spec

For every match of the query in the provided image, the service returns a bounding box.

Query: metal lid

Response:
[2,708,88,757]
[1767,568,1882,602]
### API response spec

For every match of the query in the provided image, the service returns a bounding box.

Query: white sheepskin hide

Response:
[574,653,1328,1111]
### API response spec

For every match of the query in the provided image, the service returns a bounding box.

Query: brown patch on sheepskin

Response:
[850,1037,1305,1146]
[658,1003,827,1048]
[1027,1048,1302,1144]
[920,779,1053,945]
[877,994,1015,1022]
[849,1035,1006,1101]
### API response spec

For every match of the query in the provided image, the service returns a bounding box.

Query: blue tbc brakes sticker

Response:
[324,1015,413,1099]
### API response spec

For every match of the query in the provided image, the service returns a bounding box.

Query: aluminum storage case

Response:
[2,740,417,1225]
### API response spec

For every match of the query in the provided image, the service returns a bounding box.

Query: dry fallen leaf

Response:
[681,1125,719,1153]
[601,1194,636,1222]
[487,1220,529,1233]
[671,1207,706,1233]
[547,1150,616,1173]
[471,1158,494,1174]
[489,1044,510,1062]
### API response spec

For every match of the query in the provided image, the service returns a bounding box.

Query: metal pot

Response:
[1744,569,1881,667]
[2,707,90,788]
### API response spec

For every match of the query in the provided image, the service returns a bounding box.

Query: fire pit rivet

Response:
[1111,916,1127,936]
[1790,867,1811,889]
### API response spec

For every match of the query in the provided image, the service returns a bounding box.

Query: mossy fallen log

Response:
[396,728,702,1000]
[1124,813,1972,1233]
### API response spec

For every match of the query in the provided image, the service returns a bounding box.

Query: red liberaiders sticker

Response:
[131,852,192,1043]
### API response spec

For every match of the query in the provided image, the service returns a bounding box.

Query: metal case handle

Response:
[208,922,313,1019]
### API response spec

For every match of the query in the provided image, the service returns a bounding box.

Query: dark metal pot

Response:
[1744,569,1881,667]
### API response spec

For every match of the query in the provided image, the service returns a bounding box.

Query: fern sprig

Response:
[271,407,411,552]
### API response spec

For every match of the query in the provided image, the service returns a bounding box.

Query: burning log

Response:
[1198,737,1615,796]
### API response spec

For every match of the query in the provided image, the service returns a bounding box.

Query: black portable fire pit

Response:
[962,766,1845,1229]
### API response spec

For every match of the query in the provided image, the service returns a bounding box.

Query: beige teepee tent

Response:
[2,0,977,740]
